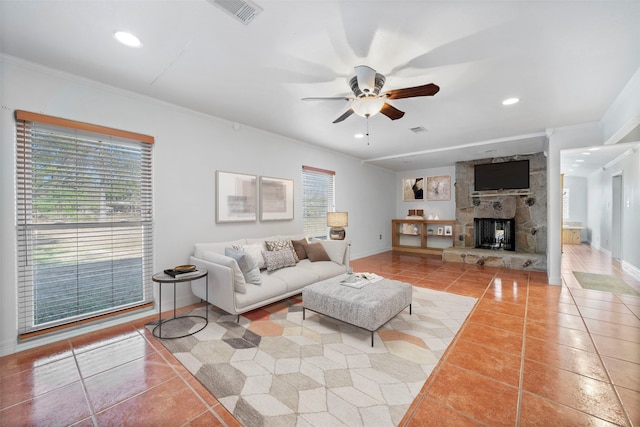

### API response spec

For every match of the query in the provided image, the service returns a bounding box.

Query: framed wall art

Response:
[260,176,294,221]
[444,225,453,236]
[437,227,444,236]
[403,177,424,201]
[426,175,451,201]
[216,171,257,223]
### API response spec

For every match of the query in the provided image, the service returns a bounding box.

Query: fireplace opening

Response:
[474,218,515,251]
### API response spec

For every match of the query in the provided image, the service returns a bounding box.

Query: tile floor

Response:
[1,244,638,426]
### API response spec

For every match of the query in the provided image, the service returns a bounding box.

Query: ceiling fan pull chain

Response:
[366,117,370,146]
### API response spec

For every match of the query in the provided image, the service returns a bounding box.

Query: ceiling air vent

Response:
[207,0,263,25]
[409,126,428,134]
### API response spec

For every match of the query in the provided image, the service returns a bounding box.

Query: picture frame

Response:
[437,227,444,236]
[444,225,453,236]
[216,171,257,223]
[260,176,294,221]
[426,175,451,201]
[403,177,424,201]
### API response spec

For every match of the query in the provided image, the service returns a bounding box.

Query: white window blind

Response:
[15,111,154,338]
[302,166,335,239]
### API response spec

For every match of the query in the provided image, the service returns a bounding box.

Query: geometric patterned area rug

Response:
[149,286,477,426]
[573,271,640,296]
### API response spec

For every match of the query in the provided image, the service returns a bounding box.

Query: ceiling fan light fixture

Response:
[351,97,385,118]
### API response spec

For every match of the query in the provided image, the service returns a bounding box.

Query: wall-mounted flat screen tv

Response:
[474,160,529,191]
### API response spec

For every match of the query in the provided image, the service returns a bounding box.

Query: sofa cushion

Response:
[306,242,331,262]
[267,263,320,292]
[296,259,347,281]
[233,242,267,269]
[225,247,262,285]
[235,275,288,310]
[262,248,297,271]
[202,251,247,294]
[265,239,299,262]
[291,238,308,260]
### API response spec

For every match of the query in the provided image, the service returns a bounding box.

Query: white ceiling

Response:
[1,0,639,172]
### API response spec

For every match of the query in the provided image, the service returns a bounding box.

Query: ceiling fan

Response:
[303,65,439,123]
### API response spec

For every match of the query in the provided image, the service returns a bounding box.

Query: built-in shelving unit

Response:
[392,219,455,255]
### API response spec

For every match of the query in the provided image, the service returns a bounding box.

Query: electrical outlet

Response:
[379,234,382,240]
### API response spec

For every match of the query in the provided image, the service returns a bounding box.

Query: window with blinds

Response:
[302,166,335,239]
[15,111,154,339]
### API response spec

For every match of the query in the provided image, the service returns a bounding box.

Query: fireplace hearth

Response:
[474,218,515,251]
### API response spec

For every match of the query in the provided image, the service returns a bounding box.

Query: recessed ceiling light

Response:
[568,169,574,172]
[572,164,579,167]
[502,98,520,106]
[581,152,591,155]
[576,159,584,162]
[588,147,601,151]
[114,31,143,48]
[354,133,365,139]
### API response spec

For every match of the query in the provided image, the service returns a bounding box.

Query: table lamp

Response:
[327,212,348,240]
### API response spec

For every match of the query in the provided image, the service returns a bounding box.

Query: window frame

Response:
[301,165,336,240]
[15,110,154,340]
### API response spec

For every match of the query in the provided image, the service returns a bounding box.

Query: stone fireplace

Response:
[474,218,516,251]
[442,152,547,270]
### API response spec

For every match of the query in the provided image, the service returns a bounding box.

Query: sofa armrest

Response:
[189,255,238,315]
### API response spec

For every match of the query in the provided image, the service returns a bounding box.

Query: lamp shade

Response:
[327,211,348,227]
[351,97,385,118]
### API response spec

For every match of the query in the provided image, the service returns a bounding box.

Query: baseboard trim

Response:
[622,260,640,280]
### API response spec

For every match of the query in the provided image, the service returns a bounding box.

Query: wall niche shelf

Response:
[392,219,455,255]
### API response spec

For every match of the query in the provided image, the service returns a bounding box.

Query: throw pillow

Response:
[306,242,331,262]
[232,242,266,269]
[291,238,308,260]
[265,239,299,262]
[202,251,247,294]
[262,248,297,271]
[224,248,262,285]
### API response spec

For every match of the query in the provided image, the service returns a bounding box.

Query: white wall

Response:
[587,147,640,271]
[601,67,640,145]
[0,56,395,355]
[547,123,603,284]
[563,176,588,239]
[395,166,457,220]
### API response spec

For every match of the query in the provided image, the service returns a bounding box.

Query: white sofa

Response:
[189,234,350,317]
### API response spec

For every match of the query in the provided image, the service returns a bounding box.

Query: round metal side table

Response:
[152,269,208,339]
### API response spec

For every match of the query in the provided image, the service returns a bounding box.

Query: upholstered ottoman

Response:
[302,275,412,346]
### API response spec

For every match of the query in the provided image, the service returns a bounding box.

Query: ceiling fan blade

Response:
[302,97,351,101]
[354,65,377,93]
[333,109,354,123]
[380,103,405,120]
[384,83,440,100]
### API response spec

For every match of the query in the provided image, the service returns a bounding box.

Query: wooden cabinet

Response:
[392,219,455,255]
[562,228,581,245]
